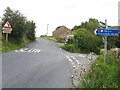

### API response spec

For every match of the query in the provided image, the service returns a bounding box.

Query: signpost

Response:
[94,19,119,64]
[2,21,12,42]
[99,21,106,28]
[104,20,107,64]
[94,29,119,36]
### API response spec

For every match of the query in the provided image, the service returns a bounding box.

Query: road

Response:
[2,38,95,88]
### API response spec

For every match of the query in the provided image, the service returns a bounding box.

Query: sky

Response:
[0,0,120,36]
[118,1,120,26]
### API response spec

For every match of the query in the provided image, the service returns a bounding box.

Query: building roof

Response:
[53,25,71,33]
[55,25,70,31]
[110,26,120,30]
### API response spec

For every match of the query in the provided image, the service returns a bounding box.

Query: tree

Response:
[72,18,100,33]
[72,25,81,31]
[2,7,36,42]
[80,18,100,33]
[2,7,26,41]
[25,20,36,41]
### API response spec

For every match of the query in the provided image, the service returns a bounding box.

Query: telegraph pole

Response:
[104,19,108,64]
[46,24,49,36]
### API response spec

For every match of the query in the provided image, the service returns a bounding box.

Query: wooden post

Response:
[6,33,8,42]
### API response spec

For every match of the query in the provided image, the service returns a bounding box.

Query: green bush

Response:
[61,44,80,53]
[55,37,66,43]
[61,28,102,54]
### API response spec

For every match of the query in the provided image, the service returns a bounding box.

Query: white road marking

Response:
[15,50,19,52]
[60,48,61,51]
[15,48,41,53]
[70,56,80,65]
[28,49,34,52]
[26,49,34,52]
[73,66,76,68]
[19,48,26,52]
[34,49,41,53]
[71,56,76,60]
[24,48,28,51]
[76,60,79,64]
[88,59,91,63]
[71,62,75,65]
[79,55,85,58]
[66,56,72,62]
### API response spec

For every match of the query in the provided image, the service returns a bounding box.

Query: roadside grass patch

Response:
[1,38,32,53]
[0,40,2,53]
[60,44,80,53]
[40,36,57,42]
[81,52,119,88]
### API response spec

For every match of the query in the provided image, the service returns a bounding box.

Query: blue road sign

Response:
[94,28,119,36]
[76,40,79,44]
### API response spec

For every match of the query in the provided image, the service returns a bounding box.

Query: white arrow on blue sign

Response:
[94,28,119,36]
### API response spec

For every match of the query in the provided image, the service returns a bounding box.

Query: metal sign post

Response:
[6,33,8,42]
[95,19,119,64]
[104,19,107,64]
[104,36,107,64]
[3,28,12,42]
[103,19,108,64]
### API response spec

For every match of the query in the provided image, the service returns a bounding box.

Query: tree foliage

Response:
[72,28,102,54]
[2,7,36,42]
[25,20,36,41]
[72,18,100,33]
[67,18,102,54]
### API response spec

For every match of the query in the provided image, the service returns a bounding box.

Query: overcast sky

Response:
[0,0,119,36]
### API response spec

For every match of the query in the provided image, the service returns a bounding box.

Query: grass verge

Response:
[40,36,57,42]
[60,44,80,53]
[80,52,119,88]
[1,38,32,53]
[0,40,2,53]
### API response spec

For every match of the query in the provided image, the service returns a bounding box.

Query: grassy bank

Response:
[40,36,57,42]
[80,52,119,88]
[60,43,100,55]
[60,44,80,53]
[1,38,33,53]
[0,41,2,53]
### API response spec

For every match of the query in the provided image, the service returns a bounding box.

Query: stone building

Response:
[110,26,120,30]
[53,26,71,38]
